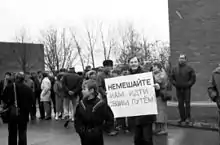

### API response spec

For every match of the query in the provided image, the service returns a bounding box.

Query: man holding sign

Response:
[105,56,157,145]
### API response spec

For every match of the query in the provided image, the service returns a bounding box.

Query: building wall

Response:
[169,0,220,101]
[0,42,44,79]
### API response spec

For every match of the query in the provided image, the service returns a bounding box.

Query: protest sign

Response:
[105,72,157,118]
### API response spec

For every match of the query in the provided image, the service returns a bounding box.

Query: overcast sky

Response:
[0,0,170,71]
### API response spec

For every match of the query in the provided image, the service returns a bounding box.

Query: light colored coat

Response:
[154,69,168,123]
[40,77,51,102]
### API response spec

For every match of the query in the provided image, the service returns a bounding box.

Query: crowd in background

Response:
[0,54,200,145]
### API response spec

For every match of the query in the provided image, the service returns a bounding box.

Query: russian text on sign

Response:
[105,72,157,118]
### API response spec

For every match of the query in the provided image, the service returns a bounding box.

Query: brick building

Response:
[169,0,220,101]
[0,42,44,79]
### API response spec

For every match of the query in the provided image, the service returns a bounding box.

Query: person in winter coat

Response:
[128,56,156,145]
[24,72,36,120]
[74,79,114,145]
[0,72,12,103]
[30,72,42,120]
[2,72,33,145]
[37,71,45,119]
[171,54,196,124]
[24,72,35,92]
[97,60,113,103]
[40,72,52,120]
[53,74,65,120]
[48,74,56,116]
[152,62,169,135]
[62,68,83,128]
[96,60,118,136]
[208,65,220,108]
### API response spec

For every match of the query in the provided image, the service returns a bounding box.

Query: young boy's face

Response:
[82,84,93,98]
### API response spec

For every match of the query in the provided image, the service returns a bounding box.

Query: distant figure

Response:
[37,71,45,120]
[62,67,83,127]
[87,70,97,81]
[68,67,76,73]
[0,72,12,103]
[40,72,52,120]
[171,54,196,124]
[48,74,56,116]
[53,74,65,120]
[30,72,41,120]
[24,72,35,92]
[24,72,36,120]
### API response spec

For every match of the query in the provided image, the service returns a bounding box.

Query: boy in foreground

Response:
[74,79,114,145]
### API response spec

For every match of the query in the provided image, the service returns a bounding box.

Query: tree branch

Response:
[70,30,85,71]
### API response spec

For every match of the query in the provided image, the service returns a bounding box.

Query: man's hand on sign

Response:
[154,83,160,90]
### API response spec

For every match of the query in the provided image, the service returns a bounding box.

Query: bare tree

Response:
[147,40,170,66]
[14,28,35,72]
[85,26,97,68]
[15,27,31,43]
[70,31,85,71]
[16,44,35,73]
[116,24,142,64]
[40,27,77,73]
[99,23,116,60]
[84,53,91,67]
[115,24,171,67]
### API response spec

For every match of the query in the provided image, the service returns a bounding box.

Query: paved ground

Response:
[167,104,218,124]
[0,120,219,145]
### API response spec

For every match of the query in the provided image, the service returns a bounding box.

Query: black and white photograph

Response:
[0,0,220,145]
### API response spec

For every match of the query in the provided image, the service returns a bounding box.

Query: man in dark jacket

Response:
[30,72,41,120]
[97,60,113,103]
[24,72,36,120]
[171,54,196,124]
[62,67,83,126]
[0,72,12,102]
[2,72,33,145]
[96,60,118,136]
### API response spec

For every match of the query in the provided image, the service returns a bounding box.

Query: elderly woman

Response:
[152,62,169,135]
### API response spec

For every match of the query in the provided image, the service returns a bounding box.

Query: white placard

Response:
[105,72,158,118]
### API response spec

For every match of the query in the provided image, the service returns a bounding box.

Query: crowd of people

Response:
[0,54,200,145]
